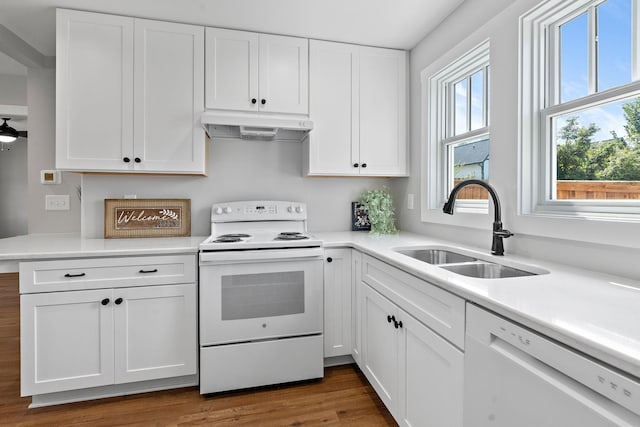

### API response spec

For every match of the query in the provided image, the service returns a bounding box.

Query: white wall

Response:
[82,138,391,237]
[0,136,27,238]
[0,73,27,105]
[393,0,640,279]
[0,73,27,238]
[27,68,81,234]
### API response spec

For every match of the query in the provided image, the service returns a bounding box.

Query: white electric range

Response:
[198,201,324,394]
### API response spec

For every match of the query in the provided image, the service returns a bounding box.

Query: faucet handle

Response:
[494,229,514,238]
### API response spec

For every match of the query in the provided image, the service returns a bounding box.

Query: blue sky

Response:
[559,0,632,142]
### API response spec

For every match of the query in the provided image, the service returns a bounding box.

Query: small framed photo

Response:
[351,202,371,231]
[104,198,191,238]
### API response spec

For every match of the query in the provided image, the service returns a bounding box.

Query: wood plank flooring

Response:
[0,273,396,426]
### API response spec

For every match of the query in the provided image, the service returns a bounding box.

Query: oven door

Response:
[199,248,323,346]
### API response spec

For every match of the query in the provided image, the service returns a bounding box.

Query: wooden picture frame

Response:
[104,199,191,238]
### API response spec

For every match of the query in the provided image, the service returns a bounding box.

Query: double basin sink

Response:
[395,247,546,279]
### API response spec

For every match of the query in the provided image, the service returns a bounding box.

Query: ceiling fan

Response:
[0,118,27,151]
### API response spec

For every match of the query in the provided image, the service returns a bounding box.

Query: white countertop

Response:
[316,231,640,379]
[0,233,205,264]
[1,231,638,380]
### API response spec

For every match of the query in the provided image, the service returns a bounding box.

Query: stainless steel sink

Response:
[396,249,477,265]
[440,262,536,279]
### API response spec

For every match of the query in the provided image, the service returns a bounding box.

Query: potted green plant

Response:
[359,187,398,234]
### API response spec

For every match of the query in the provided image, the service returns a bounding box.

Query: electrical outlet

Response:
[407,193,415,210]
[45,194,70,211]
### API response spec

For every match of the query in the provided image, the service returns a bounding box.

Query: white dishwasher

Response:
[464,304,640,427]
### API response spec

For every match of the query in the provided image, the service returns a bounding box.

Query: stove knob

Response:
[214,207,223,215]
[287,206,295,213]
[295,206,304,213]
[224,206,232,214]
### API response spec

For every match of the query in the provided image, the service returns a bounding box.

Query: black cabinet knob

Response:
[134,157,141,163]
[361,163,367,168]
[251,98,257,104]
[353,163,359,168]
[387,315,393,324]
[101,298,110,306]
[398,320,403,329]
[261,99,266,105]
[123,157,130,163]
[115,297,123,305]
[327,257,333,263]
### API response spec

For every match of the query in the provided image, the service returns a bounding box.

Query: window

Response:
[424,40,490,212]
[521,0,640,219]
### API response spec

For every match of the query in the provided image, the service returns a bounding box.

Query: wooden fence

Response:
[556,180,640,200]
[453,179,488,199]
[453,179,640,200]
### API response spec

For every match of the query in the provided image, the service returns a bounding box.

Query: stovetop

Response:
[200,231,322,251]
[200,201,322,251]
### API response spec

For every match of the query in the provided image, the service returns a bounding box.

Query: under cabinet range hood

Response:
[201,112,313,142]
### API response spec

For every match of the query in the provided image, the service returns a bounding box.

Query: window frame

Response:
[423,39,491,214]
[520,0,640,221]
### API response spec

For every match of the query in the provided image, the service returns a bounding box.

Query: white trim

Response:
[519,0,640,221]
[422,39,491,217]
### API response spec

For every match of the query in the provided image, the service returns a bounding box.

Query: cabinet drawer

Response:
[362,254,465,349]
[20,255,196,293]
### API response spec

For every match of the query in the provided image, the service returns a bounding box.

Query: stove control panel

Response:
[211,201,307,222]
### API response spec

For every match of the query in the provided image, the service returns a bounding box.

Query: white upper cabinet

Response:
[358,46,407,176]
[305,40,407,177]
[56,9,206,174]
[56,10,134,171]
[134,19,205,174]
[306,40,359,175]
[205,28,308,115]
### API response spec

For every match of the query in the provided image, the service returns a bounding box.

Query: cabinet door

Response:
[205,28,259,112]
[358,46,407,176]
[134,20,205,174]
[351,250,363,365]
[56,9,134,171]
[361,284,400,414]
[114,284,197,383]
[259,34,309,114]
[306,40,359,176]
[20,289,115,396]
[323,249,352,357]
[398,309,464,427]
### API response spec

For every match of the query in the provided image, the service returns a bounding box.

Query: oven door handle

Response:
[200,247,324,263]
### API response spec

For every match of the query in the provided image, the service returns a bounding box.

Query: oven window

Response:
[221,271,305,320]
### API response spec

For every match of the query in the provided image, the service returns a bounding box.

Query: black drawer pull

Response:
[139,268,158,274]
[64,272,86,278]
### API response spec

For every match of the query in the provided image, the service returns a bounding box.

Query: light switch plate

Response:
[45,194,70,211]
[407,193,415,210]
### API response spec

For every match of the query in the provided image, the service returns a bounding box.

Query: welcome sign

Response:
[104,199,191,238]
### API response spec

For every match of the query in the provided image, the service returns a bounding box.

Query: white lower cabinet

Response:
[323,248,352,357]
[19,255,198,403]
[21,283,197,397]
[114,284,197,383]
[361,280,464,427]
[350,249,363,364]
[21,289,115,395]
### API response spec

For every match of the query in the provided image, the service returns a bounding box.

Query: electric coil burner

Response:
[198,201,324,394]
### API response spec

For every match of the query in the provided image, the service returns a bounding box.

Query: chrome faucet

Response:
[442,179,514,256]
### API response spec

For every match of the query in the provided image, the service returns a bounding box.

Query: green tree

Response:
[556,117,599,180]
[620,97,640,148]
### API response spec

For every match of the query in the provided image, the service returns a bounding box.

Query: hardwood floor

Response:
[0,273,396,426]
